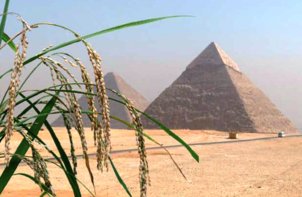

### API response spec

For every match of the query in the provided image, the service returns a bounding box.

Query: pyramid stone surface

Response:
[52,72,149,129]
[142,42,298,133]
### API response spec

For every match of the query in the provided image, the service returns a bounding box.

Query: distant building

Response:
[142,42,298,133]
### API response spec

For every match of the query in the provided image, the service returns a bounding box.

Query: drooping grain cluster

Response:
[41,57,94,180]
[76,59,99,145]
[31,147,55,196]
[5,26,28,164]
[86,44,111,171]
[41,56,78,85]
[21,154,55,196]
[62,113,77,174]
[17,129,55,196]
[110,89,150,197]
[2,16,156,197]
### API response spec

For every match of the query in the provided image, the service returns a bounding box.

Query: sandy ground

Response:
[1,128,301,197]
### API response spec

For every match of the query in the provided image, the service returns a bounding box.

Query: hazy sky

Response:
[1,0,302,129]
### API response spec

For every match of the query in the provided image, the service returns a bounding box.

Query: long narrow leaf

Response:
[0,67,11,79]
[0,0,10,46]
[1,32,17,51]
[109,157,132,197]
[24,15,190,65]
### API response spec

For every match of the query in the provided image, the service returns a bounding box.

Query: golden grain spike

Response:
[5,28,28,164]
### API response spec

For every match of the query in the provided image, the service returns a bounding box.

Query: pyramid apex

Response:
[105,72,124,81]
[208,41,219,48]
[187,42,240,71]
[210,41,217,45]
[106,72,118,77]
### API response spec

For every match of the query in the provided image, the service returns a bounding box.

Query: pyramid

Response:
[52,72,149,128]
[142,42,298,133]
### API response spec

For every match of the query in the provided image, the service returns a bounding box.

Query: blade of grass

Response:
[24,15,190,65]
[0,0,10,46]
[0,68,11,79]
[0,127,4,141]
[1,32,17,51]
[109,157,132,197]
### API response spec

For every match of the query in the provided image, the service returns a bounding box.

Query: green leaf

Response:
[0,68,11,79]
[0,93,58,194]
[1,32,17,52]
[109,157,132,197]
[42,120,82,196]
[0,0,10,46]
[0,127,5,142]
[24,15,190,65]
[0,100,7,115]
[110,115,133,129]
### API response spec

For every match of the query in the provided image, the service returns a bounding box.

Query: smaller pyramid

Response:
[52,72,149,128]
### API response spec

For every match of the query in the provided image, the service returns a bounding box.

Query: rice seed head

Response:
[48,65,57,87]
[41,56,78,85]
[96,125,105,171]
[72,99,88,154]
[5,29,28,164]
[126,102,150,197]
[63,57,77,68]
[76,59,99,144]
[86,44,111,170]
[63,114,77,174]
[71,96,95,187]
[42,59,73,110]
[31,147,56,196]
[17,130,55,196]
[111,90,149,197]
[42,44,53,52]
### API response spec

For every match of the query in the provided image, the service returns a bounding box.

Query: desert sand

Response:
[1,128,301,197]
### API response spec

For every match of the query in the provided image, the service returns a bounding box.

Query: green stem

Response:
[0,0,10,46]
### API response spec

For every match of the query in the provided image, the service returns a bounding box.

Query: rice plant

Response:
[0,1,199,196]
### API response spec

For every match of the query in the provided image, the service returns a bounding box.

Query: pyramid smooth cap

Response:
[106,72,119,78]
[187,42,240,71]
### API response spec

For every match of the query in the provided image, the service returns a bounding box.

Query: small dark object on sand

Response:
[278,131,285,138]
[229,132,238,139]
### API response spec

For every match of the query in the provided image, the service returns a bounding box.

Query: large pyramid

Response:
[142,42,298,133]
[52,72,149,128]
